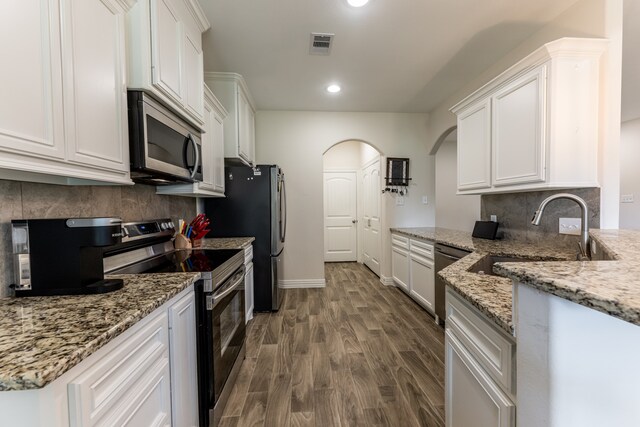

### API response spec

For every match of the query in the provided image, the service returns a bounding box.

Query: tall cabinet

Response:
[205,72,256,166]
[0,0,134,185]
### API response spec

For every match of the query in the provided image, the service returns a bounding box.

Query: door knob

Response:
[352,219,358,224]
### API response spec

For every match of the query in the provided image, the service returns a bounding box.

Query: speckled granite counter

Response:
[199,237,254,250]
[391,227,575,334]
[0,272,200,391]
[495,229,640,328]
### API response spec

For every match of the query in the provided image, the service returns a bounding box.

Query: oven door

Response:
[209,267,246,404]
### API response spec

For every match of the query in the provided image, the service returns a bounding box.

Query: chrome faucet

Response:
[531,193,590,260]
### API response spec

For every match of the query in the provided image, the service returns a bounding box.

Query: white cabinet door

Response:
[68,311,172,426]
[0,0,65,159]
[212,108,226,193]
[62,0,128,172]
[457,98,491,191]
[409,253,435,313]
[183,29,204,123]
[168,290,199,427]
[245,261,254,323]
[446,331,515,427]
[150,0,183,104]
[391,246,410,292]
[492,66,546,187]
[199,96,216,191]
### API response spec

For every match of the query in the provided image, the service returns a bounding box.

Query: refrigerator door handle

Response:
[280,174,287,243]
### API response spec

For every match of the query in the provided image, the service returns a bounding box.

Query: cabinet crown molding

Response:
[204,84,229,118]
[450,37,608,114]
[184,0,210,32]
[204,72,256,110]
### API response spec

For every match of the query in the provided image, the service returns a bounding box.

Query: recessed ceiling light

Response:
[327,84,341,93]
[347,0,369,7]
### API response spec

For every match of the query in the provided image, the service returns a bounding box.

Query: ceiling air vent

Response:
[309,33,334,55]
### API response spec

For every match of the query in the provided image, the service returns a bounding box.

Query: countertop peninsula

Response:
[392,226,640,334]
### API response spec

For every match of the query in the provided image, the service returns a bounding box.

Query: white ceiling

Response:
[199,0,580,113]
[622,0,640,122]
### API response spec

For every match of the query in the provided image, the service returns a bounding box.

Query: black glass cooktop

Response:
[113,249,242,275]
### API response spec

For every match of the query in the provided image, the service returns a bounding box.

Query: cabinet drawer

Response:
[446,289,515,395]
[244,244,253,264]
[410,239,434,259]
[68,311,169,426]
[391,233,409,249]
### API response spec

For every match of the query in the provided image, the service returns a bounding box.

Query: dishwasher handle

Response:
[436,251,463,262]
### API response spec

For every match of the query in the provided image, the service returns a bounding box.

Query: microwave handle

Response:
[182,134,200,179]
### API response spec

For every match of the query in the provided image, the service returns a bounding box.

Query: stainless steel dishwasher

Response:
[434,243,471,324]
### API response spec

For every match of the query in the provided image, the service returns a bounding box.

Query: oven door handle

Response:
[206,270,245,310]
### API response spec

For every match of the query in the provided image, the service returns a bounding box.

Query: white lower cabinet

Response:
[244,244,254,323]
[168,290,199,427]
[445,288,516,427]
[0,286,199,427]
[391,233,436,314]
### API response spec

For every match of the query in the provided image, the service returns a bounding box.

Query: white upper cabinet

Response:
[127,0,210,129]
[205,72,256,167]
[451,38,607,195]
[492,66,546,187]
[457,98,491,191]
[0,0,133,185]
[156,84,227,197]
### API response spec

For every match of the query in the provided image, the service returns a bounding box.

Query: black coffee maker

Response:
[11,218,124,297]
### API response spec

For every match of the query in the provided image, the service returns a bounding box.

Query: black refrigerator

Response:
[205,165,286,311]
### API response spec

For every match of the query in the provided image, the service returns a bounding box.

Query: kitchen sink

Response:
[468,255,548,276]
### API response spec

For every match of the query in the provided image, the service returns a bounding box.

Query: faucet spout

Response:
[531,193,590,259]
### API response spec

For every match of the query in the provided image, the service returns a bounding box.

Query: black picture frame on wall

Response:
[385,157,410,186]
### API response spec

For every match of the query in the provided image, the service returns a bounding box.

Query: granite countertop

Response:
[199,237,255,250]
[0,272,200,391]
[391,227,576,334]
[494,229,640,327]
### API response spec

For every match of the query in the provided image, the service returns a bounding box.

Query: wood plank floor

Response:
[220,262,445,427]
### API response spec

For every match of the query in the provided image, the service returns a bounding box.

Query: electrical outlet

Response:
[559,218,581,236]
[422,196,428,204]
[621,194,634,203]
[396,196,404,206]
[490,215,497,222]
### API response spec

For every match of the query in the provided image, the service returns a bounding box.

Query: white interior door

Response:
[362,159,381,276]
[324,172,357,262]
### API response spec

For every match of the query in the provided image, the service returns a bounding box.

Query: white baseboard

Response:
[380,275,395,286]
[278,279,326,289]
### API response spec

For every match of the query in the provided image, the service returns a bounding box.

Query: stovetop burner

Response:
[113,248,242,275]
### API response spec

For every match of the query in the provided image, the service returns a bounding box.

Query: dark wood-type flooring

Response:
[220,262,445,427]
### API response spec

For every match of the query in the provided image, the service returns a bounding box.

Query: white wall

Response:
[619,117,640,229]
[256,111,433,283]
[323,140,363,170]
[435,139,481,231]
[426,0,622,228]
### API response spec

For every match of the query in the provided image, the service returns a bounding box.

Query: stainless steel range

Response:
[103,219,246,427]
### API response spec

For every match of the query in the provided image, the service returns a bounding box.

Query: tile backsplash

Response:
[0,180,196,297]
[481,188,600,249]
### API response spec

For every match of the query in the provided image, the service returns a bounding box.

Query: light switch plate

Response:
[559,218,581,235]
[621,194,634,203]
[490,215,497,222]
[396,196,404,206]
[422,196,428,204]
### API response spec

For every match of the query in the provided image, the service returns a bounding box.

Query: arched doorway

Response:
[322,140,383,276]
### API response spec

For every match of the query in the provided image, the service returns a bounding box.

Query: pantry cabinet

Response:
[127,0,209,129]
[451,38,607,195]
[205,72,256,167]
[156,84,227,197]
[0,0,133,185]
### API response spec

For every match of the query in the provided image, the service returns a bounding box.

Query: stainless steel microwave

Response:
[127,91,203,185]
